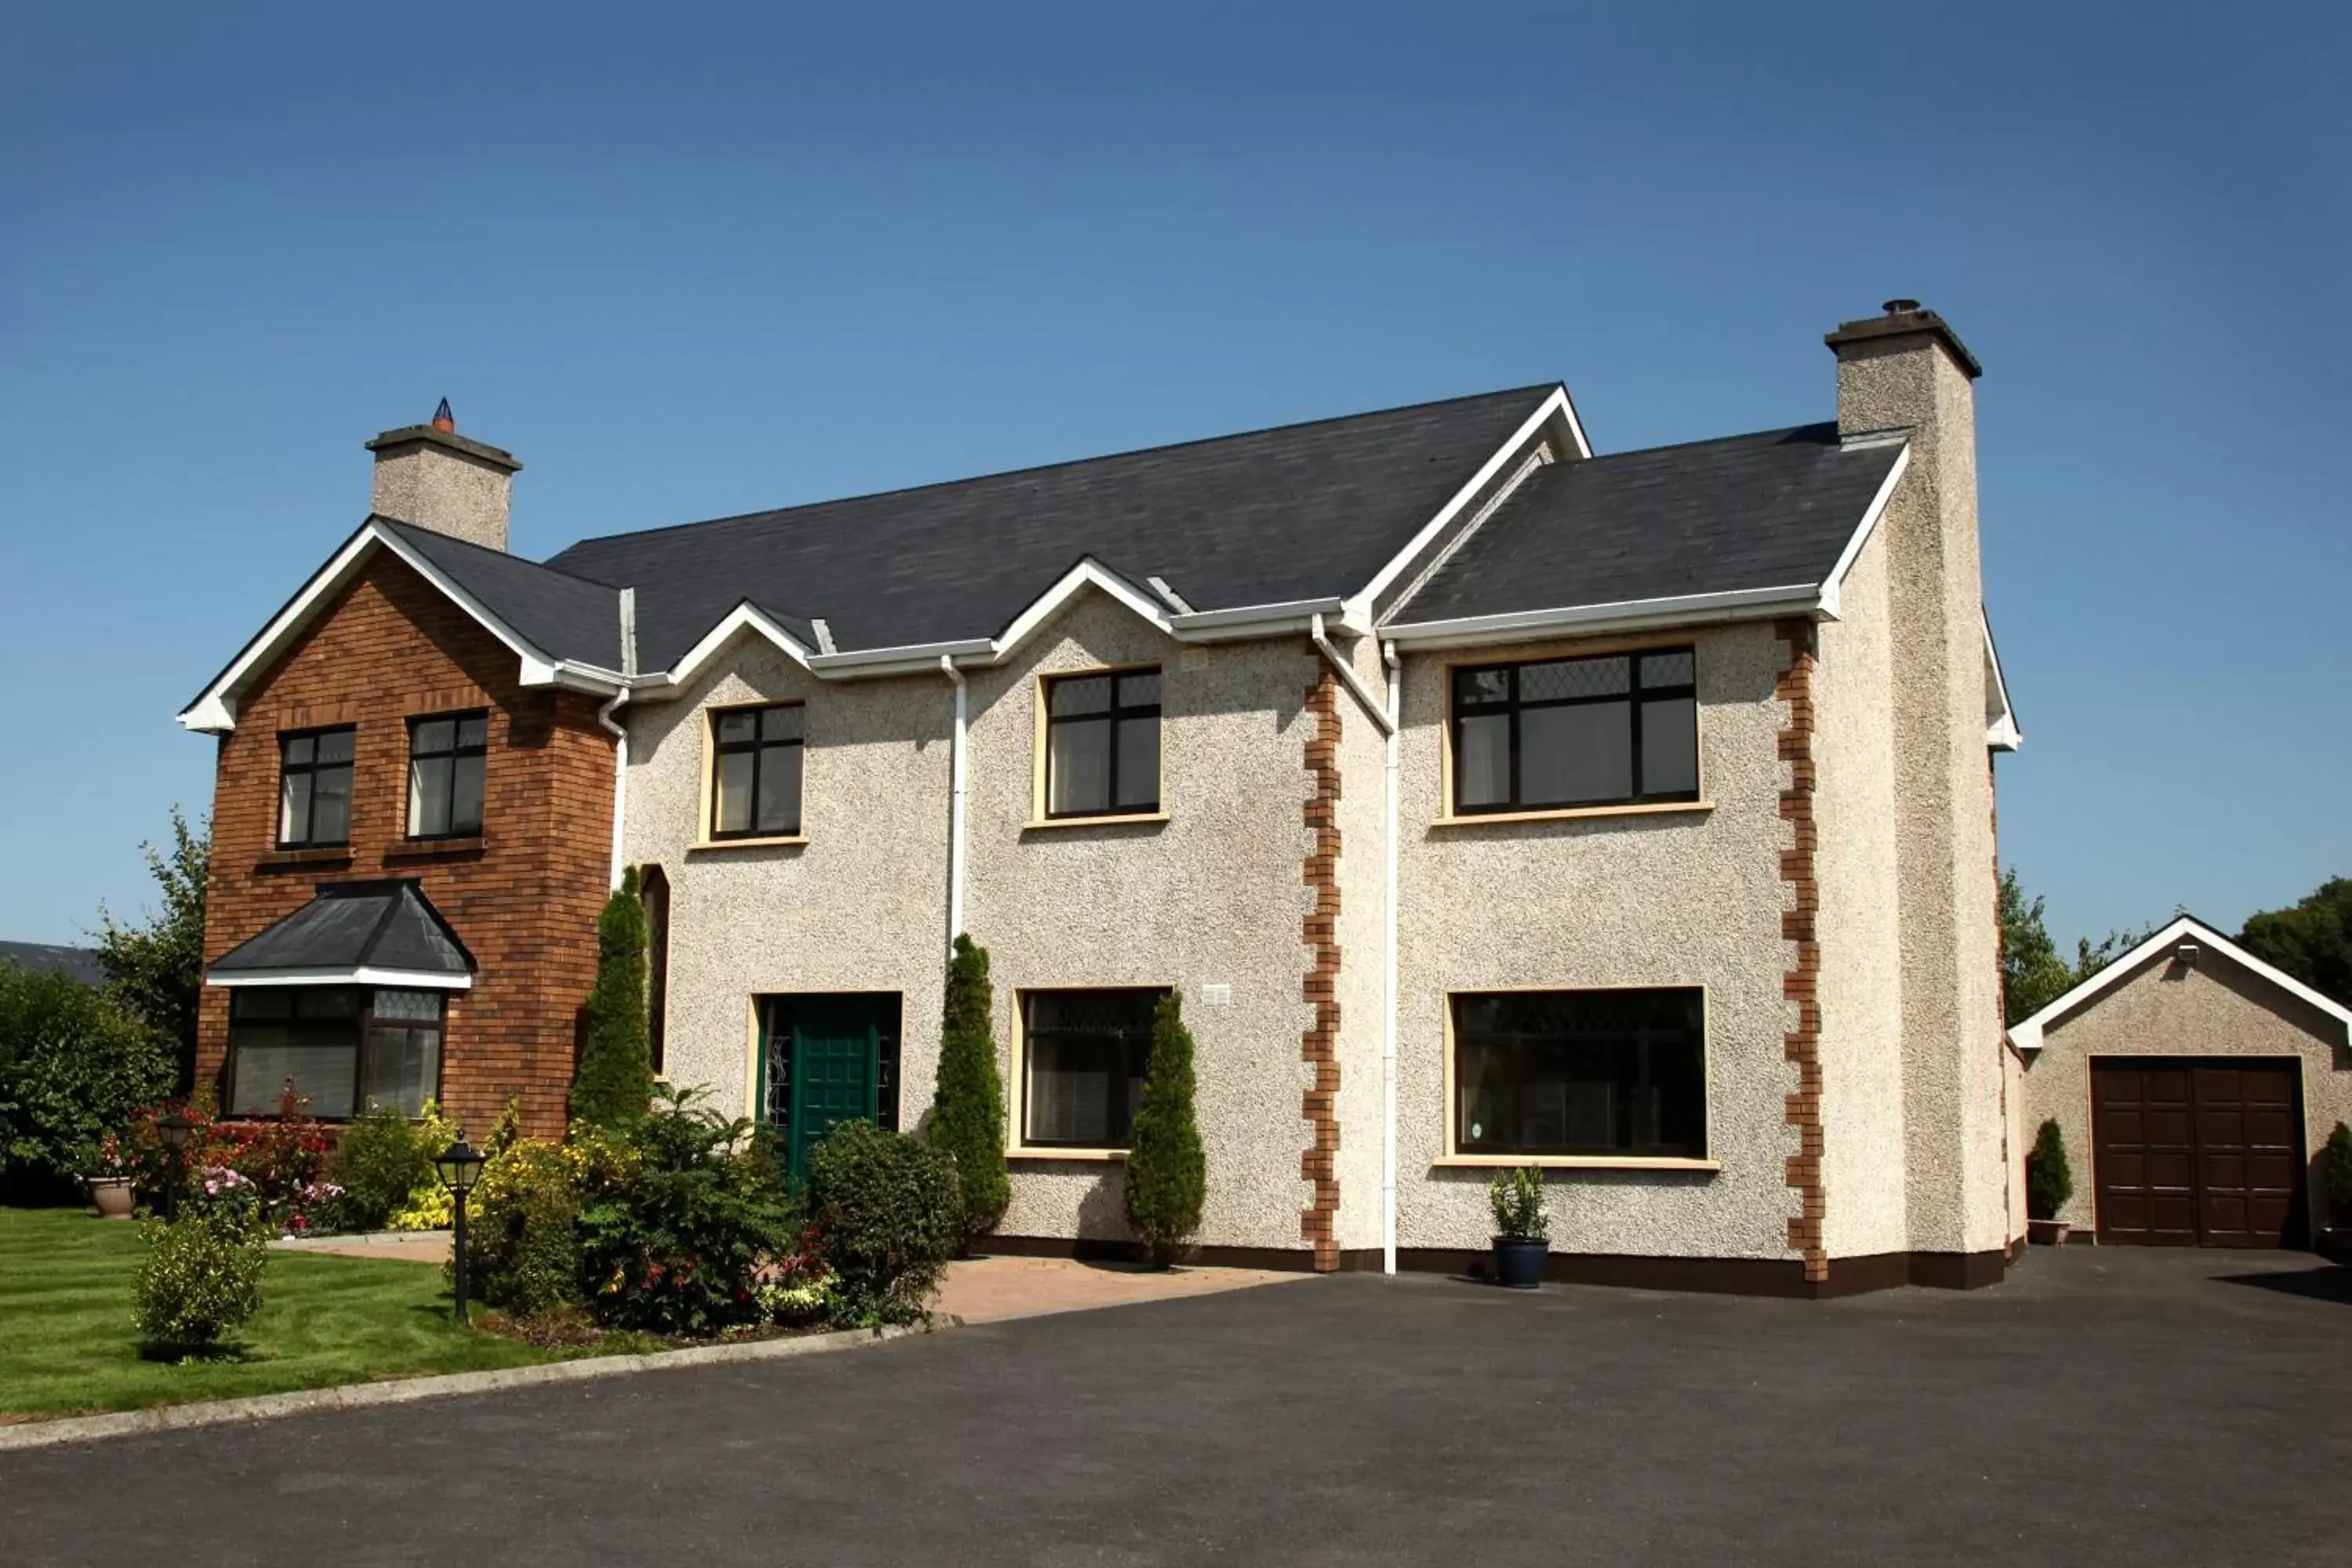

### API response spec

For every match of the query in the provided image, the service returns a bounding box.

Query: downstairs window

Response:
[224,986,445,1120]
[1021,988,1169,1149]
[1452,989,1707,1159]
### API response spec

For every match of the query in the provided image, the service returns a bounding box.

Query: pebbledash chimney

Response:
[365,398,522,553]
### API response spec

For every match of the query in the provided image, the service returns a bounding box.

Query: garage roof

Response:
[2009,916,2352,1052]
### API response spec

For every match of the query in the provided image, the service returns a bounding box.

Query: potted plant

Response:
[87,1133,135,1220]
[1488,1165,1549,1288]
[2318,1123,2352,1264]
[2025,1119,2073,1245]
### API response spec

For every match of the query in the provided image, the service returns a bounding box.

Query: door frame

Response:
[2085,1052,2311,1248]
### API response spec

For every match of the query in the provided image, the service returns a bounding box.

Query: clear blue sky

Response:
[3,2,2345,949]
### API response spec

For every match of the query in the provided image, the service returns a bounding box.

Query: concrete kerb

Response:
[0,1319,946,1454]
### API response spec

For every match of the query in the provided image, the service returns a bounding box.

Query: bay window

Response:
[225,986,445,1120]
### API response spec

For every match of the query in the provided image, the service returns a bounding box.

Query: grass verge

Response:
[0,1206,585,1419]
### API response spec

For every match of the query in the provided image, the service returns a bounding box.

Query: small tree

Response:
[1123,990,1206,1267]
[2240,878,2352,1007]
[2321,1122,2352,1221]
[572,867,653,1129]
[96,808,209,1092]
[930,935,1010,1243]
[2025,1118,2074,1222]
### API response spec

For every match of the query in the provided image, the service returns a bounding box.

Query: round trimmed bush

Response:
[807,1120,962,1327]
[133,1208,267,1354]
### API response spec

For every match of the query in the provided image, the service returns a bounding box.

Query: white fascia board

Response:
[1344,386,1575,626]
[205,967,474,990]
[1167,597,1346,641]
[647,602,818,695]
[177,524,383,733]
[1983,609,2022,752]
[177,519,619,733]
[1815,441,1912,621]
[807,638,995,679]
[2009,916,2352,1053]
[1381,583,1825,651]
[979,559,1173,664]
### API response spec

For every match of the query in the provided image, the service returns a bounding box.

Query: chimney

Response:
[1823,300,2006,1263]
[365,399,521,553]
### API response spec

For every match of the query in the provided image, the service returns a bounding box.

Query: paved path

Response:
[7,1247,2348,1566]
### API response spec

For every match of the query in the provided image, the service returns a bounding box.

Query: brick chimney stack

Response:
[365,399,521,553]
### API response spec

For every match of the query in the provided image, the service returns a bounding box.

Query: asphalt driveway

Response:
[6,1247,2349,1567]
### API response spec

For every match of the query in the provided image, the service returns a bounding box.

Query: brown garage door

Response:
[2091,1058,2305,1247]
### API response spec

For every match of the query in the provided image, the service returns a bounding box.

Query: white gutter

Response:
[1381,640,1400,1275]
[1307,615,1394,737]
[593,588,638,890]
[940,655,969,956]
[1380,583,1829,650]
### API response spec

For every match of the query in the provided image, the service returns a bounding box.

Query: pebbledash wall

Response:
[198,553,615,1138]
[1388,620,1800,1269]
[2020,948,2352,1239]
[626,588,1344,1263]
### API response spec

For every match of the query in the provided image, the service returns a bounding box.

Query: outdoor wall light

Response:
[157,1111,194,1221]
[433,1137,487,1326]
[2176,941,2201,968]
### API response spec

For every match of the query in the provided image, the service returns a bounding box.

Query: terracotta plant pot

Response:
[88,1175,134,1221]
[2026,1218,2071,1247]
[1490,1236,1548,1289]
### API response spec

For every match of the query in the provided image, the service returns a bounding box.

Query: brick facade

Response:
[1777,619,1827,1283]
[1300,672,1344,1272]
[195,551,615,1139]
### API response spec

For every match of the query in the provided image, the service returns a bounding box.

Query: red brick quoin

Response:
[194,552,615,1140]
[1300,672,1345,1272]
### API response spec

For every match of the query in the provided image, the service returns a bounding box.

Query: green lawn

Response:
[0,1207,576,1419]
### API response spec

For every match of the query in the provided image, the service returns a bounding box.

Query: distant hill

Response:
[0,941,104,989]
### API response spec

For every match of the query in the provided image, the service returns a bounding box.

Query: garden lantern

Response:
[433,1137,487,1326]
[157,1111,194,1221]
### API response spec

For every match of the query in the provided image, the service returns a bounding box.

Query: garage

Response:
[2089,1058,2303,1247]
[2013,916,2352,1250]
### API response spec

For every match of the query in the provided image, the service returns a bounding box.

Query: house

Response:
[2013,916,2352,1248]
[180,301,2024,1295]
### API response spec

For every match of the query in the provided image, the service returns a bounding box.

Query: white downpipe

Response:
[595,689,630,888]
[1381,640,1400,1275]
[941,656,969,956]
[1308,614,1394,737]
[593,589,639,891]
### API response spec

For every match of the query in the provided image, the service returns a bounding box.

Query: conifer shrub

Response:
[1123,990,1205,1267]
[2026,1119,2074,1222]
[807,1120,962,1327]
[929,935,1010,1243]
[572,868,653,1128]
[2321,1122,2352,1216]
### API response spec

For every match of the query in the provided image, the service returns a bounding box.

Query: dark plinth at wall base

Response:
[1391,1247,2011,1300]
[982,1236,1383,1274]
[984,1236,2010,1298]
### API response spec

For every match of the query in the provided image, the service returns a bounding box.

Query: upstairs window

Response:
[277,728,355,849]
[1451,648,1698,813]
[1044,668,1160,818]
[407,712,488,839]
[711,703,804,839]
[1021,988,1170,1149]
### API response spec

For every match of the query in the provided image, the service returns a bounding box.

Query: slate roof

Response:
[539,387,1559,668]
[1388,424,1900,624]
[207,880,474,982]
[0,941,103,988]
[383,521,625,671]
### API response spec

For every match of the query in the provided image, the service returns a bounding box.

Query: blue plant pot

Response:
[1491,1236,1548,1290]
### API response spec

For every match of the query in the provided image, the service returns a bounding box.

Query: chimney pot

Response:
[431,397,456,433]
[1882,298,1922,317]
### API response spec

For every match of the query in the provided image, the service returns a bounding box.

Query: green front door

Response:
[761,994,900,1183]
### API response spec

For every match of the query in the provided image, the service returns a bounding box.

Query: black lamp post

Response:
[433,1136,487,1326]
[157,1111,194,1221]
